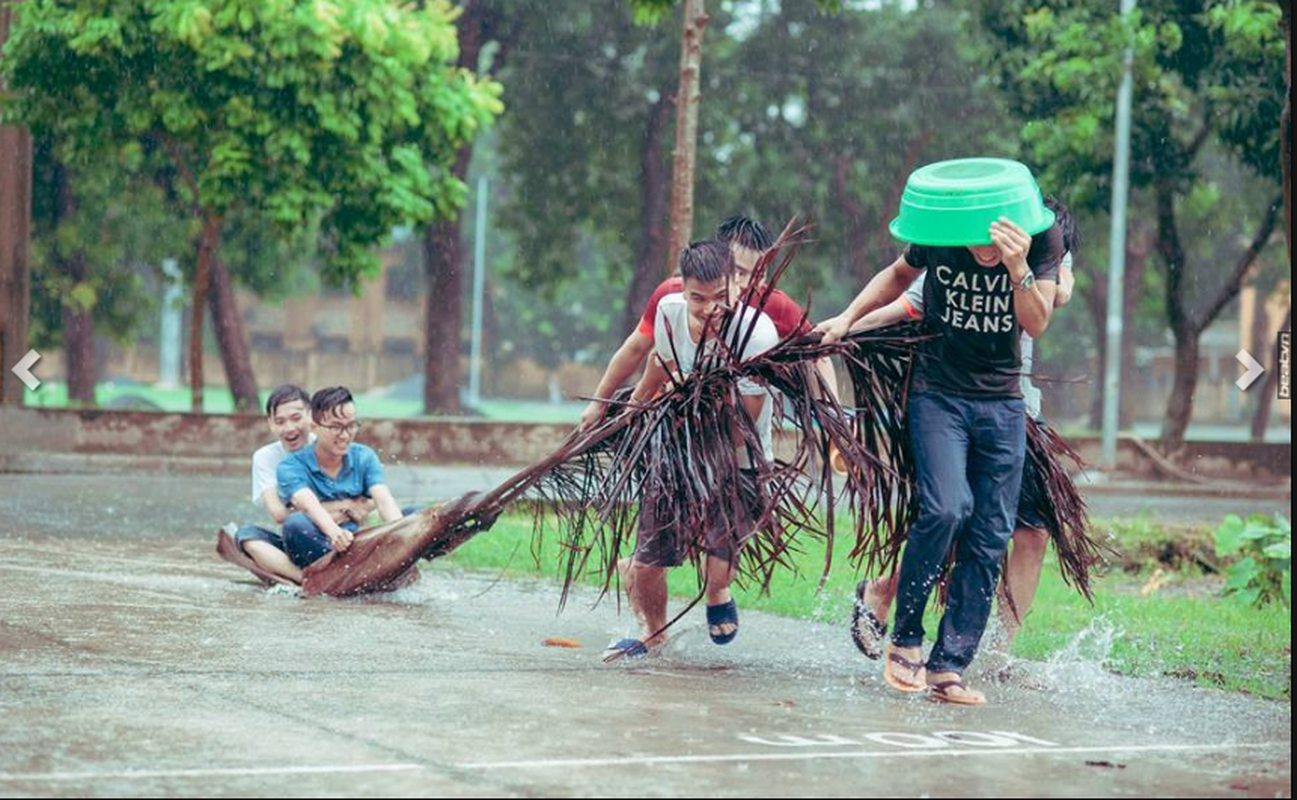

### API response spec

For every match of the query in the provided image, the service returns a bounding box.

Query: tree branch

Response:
[1186,124,1212,160]
[1194,194,1284,333]
[146,130,201,216]
[1156,178,1192,336]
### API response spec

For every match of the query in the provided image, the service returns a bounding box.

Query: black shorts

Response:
[1016,418,1050,532]
[634,471,760,568]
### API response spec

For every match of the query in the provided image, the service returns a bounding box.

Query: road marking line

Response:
[456,742,1283,770]
[0,764,423,782]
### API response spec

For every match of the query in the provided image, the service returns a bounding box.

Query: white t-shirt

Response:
[250,435,316,507]
[901,252,1072,421]
[653,293,780,466]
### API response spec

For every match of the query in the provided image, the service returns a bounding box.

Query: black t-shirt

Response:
[903,224,1064,398]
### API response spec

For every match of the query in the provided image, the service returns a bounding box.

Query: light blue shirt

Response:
[277,443,386,504]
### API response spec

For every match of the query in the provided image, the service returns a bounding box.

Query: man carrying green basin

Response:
[816,158,1064,705]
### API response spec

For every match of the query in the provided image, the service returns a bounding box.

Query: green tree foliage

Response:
[2,0,503,408]
[29,140,189,354]
[715,0,1012,299]
[494,0,1012,349]
[976,0,1285,449]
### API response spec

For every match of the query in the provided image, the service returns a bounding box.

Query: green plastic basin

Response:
[888,158,1055,246]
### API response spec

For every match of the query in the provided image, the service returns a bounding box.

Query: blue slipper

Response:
[706,600,739,645]
[604,638,649,661]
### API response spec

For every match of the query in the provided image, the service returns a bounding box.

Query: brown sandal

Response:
[928,677,987,706]
[883,644,927,693]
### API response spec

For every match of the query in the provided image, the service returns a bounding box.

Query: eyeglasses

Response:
[319,421,362,437]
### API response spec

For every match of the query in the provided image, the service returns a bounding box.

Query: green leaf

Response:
[1224,557,1260,591]
[1214,514,1246,555]
[1262,542,1290,561]
[1232,586,1262,607]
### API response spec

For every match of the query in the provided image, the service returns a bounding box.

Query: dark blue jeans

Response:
[892,391,1027,675]
[283,505,421,568]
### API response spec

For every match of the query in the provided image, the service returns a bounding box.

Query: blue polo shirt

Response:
[277,443,386,505]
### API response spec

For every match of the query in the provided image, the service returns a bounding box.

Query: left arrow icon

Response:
[12,349,41,391]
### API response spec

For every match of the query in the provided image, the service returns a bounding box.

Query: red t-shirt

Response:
[636,277,810,340]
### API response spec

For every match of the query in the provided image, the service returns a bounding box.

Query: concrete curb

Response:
[3,452,1290,501]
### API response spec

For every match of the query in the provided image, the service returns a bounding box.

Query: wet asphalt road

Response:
[0,473,1291,797]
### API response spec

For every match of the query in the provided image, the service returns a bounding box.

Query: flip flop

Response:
[929,677,987,706]
[706,600,739,645]
[603,638,649,663]
[851,580,887,660]
[882,643,927,693]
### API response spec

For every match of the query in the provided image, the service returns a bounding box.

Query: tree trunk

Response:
[421,0,511,415]
[1156,179,1193,455]
[423,206,467,415]
[208,256,260,413]
[61,274,95,405]
[664,0,708,275]
[1251,306,1291,441]
[623,91,675,335]
[189,214,221,413]
[1162,326,1200,456]
[0,1,31,407]
[52,160,95,404]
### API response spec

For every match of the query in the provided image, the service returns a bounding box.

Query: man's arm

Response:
[815,255,923,343]
[1054,261,1075,307]
[631,353,671,405]
[813,357,840,402]
[368,485,404,523]
[729,393,768,450]
[851,298,916,333]
[322,497,377,525]
[261,488,293,525]
[993,219,1059,338]
[580,330,654,430]
[290,488,354,553]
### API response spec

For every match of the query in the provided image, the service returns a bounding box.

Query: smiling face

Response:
[267,399,312,452]
[967,243,1004,268]
[313,402,359,460]
[682,275,736,339]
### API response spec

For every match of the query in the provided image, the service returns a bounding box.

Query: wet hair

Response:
[266,384,310,417]
[310,386,355,422]
[1043,195,1080,254]
[678,239,734,284]
[716,215,773,252]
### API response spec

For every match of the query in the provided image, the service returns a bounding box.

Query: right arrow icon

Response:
[1236,349,1265,391]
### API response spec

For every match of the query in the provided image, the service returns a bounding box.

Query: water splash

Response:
[1040,616,1123,681]
[263,583,303,599]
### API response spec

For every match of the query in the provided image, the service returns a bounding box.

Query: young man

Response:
[277,387,408,570]
[579,216,826,431]
[218,385,374,586]
[818,203,1063,705]
[607,240,781,658]
[848,198,1079,664]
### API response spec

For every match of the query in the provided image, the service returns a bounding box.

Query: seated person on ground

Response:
[276,386,408,570]
[232,384,374,585]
